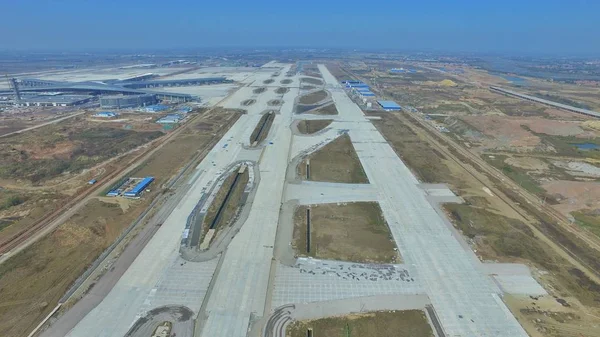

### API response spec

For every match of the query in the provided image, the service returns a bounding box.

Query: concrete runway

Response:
[55,63,543,337]
[299,64,531,336]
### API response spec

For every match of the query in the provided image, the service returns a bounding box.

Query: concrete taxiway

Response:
[50,63,542,337]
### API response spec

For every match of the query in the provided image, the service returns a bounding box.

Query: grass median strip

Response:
[292,202,399,263]
[298,134,368,184]
[287,310,434,337]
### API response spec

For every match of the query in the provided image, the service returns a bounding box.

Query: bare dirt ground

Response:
[505,294,600,337]
[298,90,328,105]
[287,310,433,337]
[0,112,175,249]
[296,120,333,134]
[460,115,543,150]
[0,107,87,136]
[0,114,164,184]
[298,134,369,184]
[0,108,241,337]
[292,202,399,263]
[522,119,591,137]
[451,114,600,156]
[543,180,600,214]
[0,198,141,337]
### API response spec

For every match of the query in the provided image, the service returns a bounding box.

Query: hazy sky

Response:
[2,0,599,55]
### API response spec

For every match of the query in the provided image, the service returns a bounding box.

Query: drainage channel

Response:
[209,165,246,231]
[251,112,274,146]
[425,304,447,337]
[305,159,310,180]
[306,208,311,253]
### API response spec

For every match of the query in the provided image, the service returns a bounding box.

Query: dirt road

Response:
[0,111,86,139]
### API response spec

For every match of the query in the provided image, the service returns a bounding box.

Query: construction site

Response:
[0,59,599,337]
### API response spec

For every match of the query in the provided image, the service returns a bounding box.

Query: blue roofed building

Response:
[123,177,154,197]
[377,100,402,111]
[106,190,119,197]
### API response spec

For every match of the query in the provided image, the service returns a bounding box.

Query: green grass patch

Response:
[424,103,471,114]
[445,204,551,265]
[371,114,454,183]
[483,154,547,196]
[446,202,600,306]
[572,210,600,238]
[0,194,28,212]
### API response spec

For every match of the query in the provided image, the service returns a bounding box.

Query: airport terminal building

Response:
[100,94,157,109]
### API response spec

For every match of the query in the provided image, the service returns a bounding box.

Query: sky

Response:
[2,0,600,55]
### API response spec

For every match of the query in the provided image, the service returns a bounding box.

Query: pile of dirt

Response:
[542,180,600,214]
[440,79,457,87]
[461,116,542,150]
[583,120,600,131]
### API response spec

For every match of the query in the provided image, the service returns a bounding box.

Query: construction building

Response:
[15,94,93,107]
[93,111,118,118]
[100,94,157,109]
[0,76,232,108]
[156,114,184,124]
[143,104,170,113]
